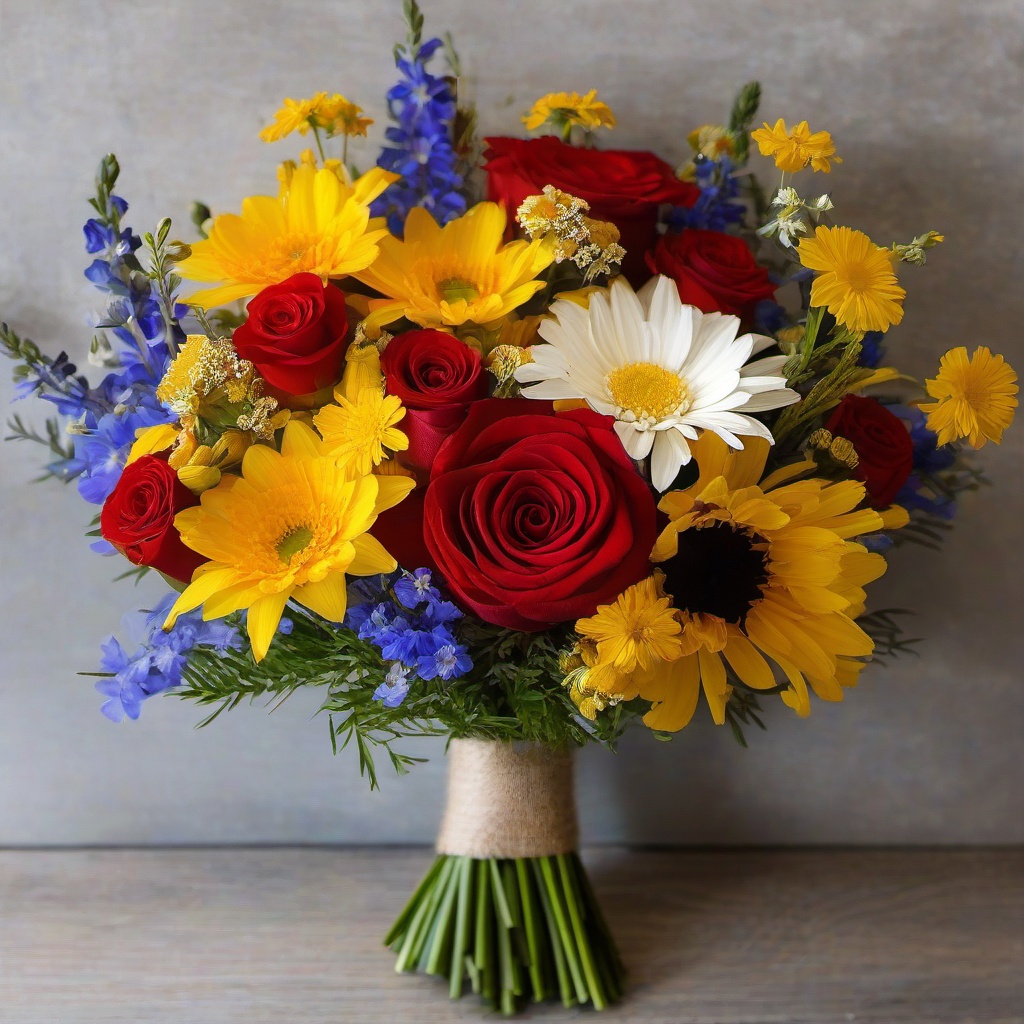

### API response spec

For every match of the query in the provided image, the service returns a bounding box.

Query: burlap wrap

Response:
[435,738,578,859]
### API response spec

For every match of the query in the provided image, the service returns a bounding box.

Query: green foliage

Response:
[728,80,761,164]
[859,608,920,660]
[178,608,643,790]
[723,689,768,748]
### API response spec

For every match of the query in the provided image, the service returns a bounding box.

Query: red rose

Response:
[825,395,913,508]
[100,456,205,583]
[424,399,658,630]
[484,136,699,285]
[380,329,489,476]
[646,229,777,320]
[232,272,349,397]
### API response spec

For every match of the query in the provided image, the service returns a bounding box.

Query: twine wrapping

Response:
[436,738,578,859]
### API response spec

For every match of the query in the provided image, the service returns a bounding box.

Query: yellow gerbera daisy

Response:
[352,203,554,333]
[751,118,841,173]
[163,420,414,661]
[919,346,1018,447]
[314,387,409,475]
[631,433,907,731]
[798,225,906,333]
[522,90,616,135]
[576,575,684,673]
[178,163,397,308]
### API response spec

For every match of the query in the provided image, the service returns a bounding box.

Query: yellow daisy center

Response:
[606,362,687,420]
[437,276,481,304]
[276,524,315,564]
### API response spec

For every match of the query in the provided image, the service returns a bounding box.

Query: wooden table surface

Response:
[0,847,1021,1024]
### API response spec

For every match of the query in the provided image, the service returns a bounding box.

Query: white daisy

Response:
[515,275,800,491]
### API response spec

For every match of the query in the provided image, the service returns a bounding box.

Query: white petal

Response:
[737,375,791,394]
[651,429,692,491]
[741,354,788,377]
[614,419,655,459]
[741,388,802,411]
[688,370,741,409]
[745,333,778,356]
[520,378,586,400]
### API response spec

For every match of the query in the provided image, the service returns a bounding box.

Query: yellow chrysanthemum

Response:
[164,420,414,661]
[613,433,908,732]
[798,225,906,333]
[577,576,685,673]
[178,164,397,308]
[259,92,373,143]
[919,346,1018,448]
[751,118,841,173]
[352,203,554,332]
[522,90,616,134]
[314,387,409,475]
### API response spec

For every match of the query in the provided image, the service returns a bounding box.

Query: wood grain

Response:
[0,848,1021,1023]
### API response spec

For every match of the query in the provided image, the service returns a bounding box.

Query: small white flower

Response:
[515,275,800,491]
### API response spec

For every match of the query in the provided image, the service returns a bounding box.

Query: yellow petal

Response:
[640,655,701,732]
[348,533,398,575]
[247,590,291,662]
[293,573,348,622]
[127,423,179,466]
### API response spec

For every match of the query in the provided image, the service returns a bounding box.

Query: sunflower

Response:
[583,433,907,731]
[352,203,554,333]
[163,420,414,661]
[515,275,799,490]
[178,163,397,309]
[798,225,906,333]
[919,346,1018,448]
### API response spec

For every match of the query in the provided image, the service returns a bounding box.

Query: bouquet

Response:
[3,2,1017,1015]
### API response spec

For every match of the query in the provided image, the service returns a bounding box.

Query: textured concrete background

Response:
[0,0,1021,845]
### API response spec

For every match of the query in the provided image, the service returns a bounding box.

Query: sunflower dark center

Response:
[661,520,770,625]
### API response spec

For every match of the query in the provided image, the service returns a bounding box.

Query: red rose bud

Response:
[380,329,489,476]
[484,136,699,286]
[825,395,914,508]
[646,229,777,321]
[424,399,658,631]
[99,455,205,584]
[232,272,349,398]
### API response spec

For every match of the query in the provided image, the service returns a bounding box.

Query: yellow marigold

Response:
[798,225,906,333]
[522,90,616,135]
[751,118,841,173]
[919,346,1018,448]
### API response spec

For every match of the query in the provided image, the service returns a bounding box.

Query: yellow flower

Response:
[919,346,1018,447]
[259,92,373,143]
[798,225,906,333]
[314,387,409,475]
[319,95,374,137]
[522,90,616,135]
[277,148,345,195]
[751,118,841,173]
[576,576,684,673]
[164,420,414,661]
[352,203,553,332]
[260,95,324,143]
[632,433,904,732]
[178,164,397,308]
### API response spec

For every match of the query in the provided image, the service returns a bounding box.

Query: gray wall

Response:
[1,0,1021,846]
